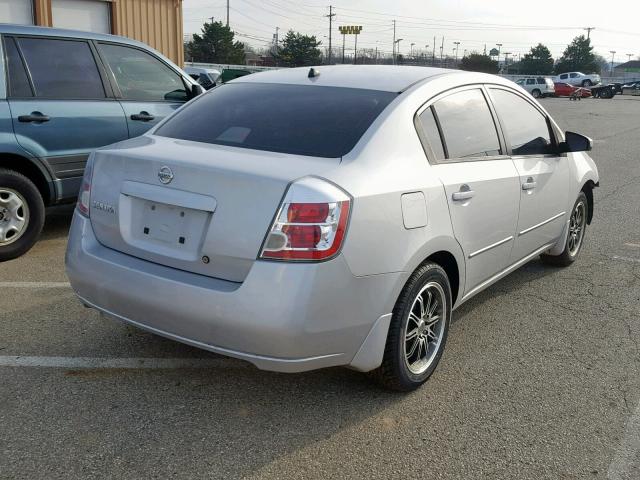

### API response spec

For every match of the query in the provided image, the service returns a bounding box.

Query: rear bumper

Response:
[65,213,401,373]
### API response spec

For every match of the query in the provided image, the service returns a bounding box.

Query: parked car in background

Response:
[515,77,555,98]
[0,25,202,261]
[554,72,601,87]
[621,81,640,94]
[66,66,599,391]
[553,82,592,98]
[184,66,221,90]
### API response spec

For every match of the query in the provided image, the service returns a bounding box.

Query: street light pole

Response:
[610,50,616,75]
[496,43,502,63]
[453,41,460,64]
[395,38,403,63]
[410,42,415,58]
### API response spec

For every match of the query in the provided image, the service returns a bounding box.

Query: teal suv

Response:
[0,25,201,261]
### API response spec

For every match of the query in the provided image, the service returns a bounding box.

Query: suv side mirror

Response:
[560,131,593,153]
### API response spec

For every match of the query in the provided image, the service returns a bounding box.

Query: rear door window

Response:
[155,83,397,158]
[4,37,33,97]
[16,37,105,99]
[98,43,188,102]
[489,88,553,155]
[536,78,545,84]
[560,74,568,79]
[526,79,535,85]
[417,107,445,161]
[430,88,501,159]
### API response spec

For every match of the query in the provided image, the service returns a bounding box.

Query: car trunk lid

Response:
[89,135,340,282]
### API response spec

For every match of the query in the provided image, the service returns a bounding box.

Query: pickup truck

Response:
[554,72,601,87]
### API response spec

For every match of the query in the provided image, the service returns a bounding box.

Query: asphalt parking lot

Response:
[1,95,640,480]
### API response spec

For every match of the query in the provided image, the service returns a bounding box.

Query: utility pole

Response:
[453,41,460,65]
[610,50,616,74]
[392,20,396,65]
[273,27,279,66]
[342,33,346,63]
[584,27,595,40]
[440,37,444,64]
[326,6,336,64]
[433,36,436,65]
[226,0,229,27]
[354,33,358,64]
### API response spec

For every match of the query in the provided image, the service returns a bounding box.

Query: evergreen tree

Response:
[276,31,322,67]
[520,44,554,75]
[459,53,499,74]
[555,35,599,73]
[186,21,245,64]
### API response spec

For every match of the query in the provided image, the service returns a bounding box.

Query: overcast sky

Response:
[183,0,640,62]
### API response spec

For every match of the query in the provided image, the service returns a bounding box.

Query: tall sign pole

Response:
[338,26,362,65]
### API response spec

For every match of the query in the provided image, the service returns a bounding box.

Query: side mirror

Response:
[560,131,593,153]
[189,83,204,98]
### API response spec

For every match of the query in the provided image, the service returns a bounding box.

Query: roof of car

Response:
[233,65,466,92]
[0,24,145,48]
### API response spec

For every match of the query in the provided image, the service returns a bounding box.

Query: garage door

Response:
[0,0,34,25]
[52,0,111,34]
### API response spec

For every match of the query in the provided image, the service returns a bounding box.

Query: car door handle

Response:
[452,186,475,201]
[18,112,50,123]
[522,177,537,190]
[130,111,155,122]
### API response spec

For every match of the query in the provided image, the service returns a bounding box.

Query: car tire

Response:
[0,168,45,262]
[582,80,592,87]
[371,262,452,391]
[531,89,541,98]
[541,192,588,267]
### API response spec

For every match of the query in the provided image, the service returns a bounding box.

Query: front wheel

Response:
[371,263,452,391]
[0,169,45,262]
[541,192,588,267]
[582,79,593,87]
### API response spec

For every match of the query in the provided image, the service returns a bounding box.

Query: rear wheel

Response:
[531,89,541,98]
[582,79,593,87]
[0,169,45,262]
[371,263,451,391]
[541,192,588,267]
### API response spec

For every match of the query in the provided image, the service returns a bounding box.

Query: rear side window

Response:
[489,89,553,155]
[536,78,545,84]
[4,37,32,97]
[526,79,535,85]
[156,83,397,158]
[560,74,568,79]
[98,43,188,102]
[16,37,105,99]
[417,107,445,161]
[431,89,501,159]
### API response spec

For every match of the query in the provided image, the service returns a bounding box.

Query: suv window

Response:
[490,89,553,156]
[536,78,545,84]
[526,79,535,85]
[417,107,445,161]
[431,88,501,159]
[4,37,33,97]
[16,37,105,99]
[560,74,568,79]
[98,43,188,102]
[570,73,578,78]
[156,83,396,158]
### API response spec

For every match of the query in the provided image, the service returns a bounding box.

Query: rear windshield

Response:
[155,83,397,158]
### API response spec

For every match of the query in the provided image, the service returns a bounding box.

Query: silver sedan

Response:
[66,66,599,391]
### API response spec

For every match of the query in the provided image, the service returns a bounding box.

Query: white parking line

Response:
[0,355,249,369]
[613,256,640,264]
[608,397,640,479]
[0,281,71,288]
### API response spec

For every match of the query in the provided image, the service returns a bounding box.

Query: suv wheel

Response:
[372,262,452,391]
[582,79,593,87]
[531,89,541,98]
[0,169,45,262]
[541,192,588,267]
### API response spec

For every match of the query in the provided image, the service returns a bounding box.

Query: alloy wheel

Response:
[567,200,586,256]
[403,282,446,375]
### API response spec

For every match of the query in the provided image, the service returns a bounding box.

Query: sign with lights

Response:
[338,25,363,35]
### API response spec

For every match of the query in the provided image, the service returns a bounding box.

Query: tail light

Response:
[77,154,94,217]
[260,177,351,261]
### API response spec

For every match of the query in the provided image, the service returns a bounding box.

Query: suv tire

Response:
[531,89,541,98]
[0,169,45,262]
[582,79,593,87]
[371,262,452,391]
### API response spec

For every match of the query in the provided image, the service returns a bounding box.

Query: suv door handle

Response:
[18,112,50,123]
[522,177,537,190]
[452,185,475,201]
[130,111,155,122]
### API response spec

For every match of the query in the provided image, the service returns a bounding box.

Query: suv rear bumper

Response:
[65,212,401,373]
